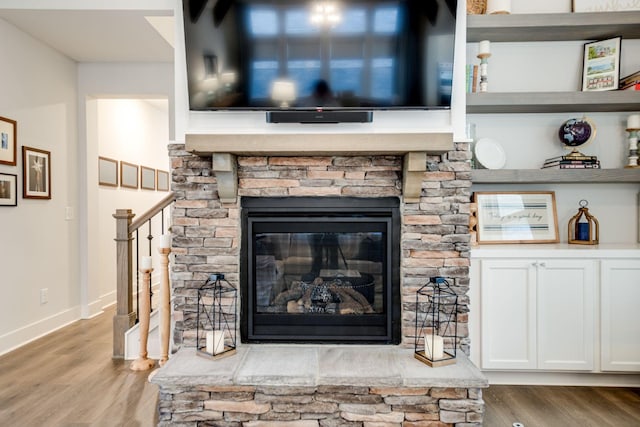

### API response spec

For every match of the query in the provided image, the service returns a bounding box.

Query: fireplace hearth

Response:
[241,197,401,343]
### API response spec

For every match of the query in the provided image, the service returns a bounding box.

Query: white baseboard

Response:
[82,298,105,319]
[484,370,640,387]
[0,306,81,356]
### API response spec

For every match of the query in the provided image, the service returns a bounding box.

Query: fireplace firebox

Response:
[241,197,401,343]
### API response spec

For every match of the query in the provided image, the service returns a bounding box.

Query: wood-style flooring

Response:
[1,308,639,427]
[0,307,158,427]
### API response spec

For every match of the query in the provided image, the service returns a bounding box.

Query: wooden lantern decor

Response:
[568,200,599,245]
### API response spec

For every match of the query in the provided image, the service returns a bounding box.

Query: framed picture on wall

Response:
[98,157,118,187]
[474,191,559,244]
[22,146,51,199]
[582,37,621,92]
[0,116,17,166]
[156,169,169,192]
[0,173,17,206]
[141,166,156,190]
[120,161,139,189]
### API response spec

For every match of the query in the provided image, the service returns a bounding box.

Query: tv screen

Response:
[183,0,457,112]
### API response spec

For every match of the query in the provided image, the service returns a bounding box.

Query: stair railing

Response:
[112,191,176,359]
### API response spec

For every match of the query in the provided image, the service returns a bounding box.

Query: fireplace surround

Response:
[240,196,401,343]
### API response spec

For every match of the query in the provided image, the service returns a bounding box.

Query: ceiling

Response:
[0,9,174,63]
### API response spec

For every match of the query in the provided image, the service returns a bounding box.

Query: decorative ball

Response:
[559,118,595,148]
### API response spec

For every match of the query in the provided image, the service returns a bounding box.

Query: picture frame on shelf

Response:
[582,37,621,92]
[0,173,17,206]
[0,116,17,166]
[156,169,169,192]
[474,191,560,244]
[98,156,118,187]
[141,166,156,190]
[22,146,51,199]
[120,161,139,189]
[573,0,640,12]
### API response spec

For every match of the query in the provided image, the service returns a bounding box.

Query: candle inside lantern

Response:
[628,114,640,129]
[140,256,152,270]
[425,334,444,360]
[577,222,590,241]
[158,233,171,249]
[206,330,225,355]
[478,40,491,56]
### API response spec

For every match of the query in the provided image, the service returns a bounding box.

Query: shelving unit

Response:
[467,11,640,42]
[472,168,640,184]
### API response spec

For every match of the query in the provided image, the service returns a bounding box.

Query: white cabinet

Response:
[479,258,596,371]
[600,260,640,372]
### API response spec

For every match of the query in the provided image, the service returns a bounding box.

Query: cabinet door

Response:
[536,259,596,371]
[480,259,536,370]
[601,260,640,372]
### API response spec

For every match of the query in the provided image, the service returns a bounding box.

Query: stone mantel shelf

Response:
[185,132,454,156]
[150,346,487,389]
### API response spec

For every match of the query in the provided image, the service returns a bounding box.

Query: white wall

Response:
[0,18,80,354]
[78,62,174,318]
[96,99,170,306]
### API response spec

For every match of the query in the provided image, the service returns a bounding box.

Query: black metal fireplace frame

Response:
[240,197,401,344]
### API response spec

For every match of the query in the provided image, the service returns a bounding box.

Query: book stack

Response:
[465,64,479,93]
[620,70,640,91]
[542,155,600,169]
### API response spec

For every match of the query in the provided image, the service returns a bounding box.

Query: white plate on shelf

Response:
[474,137,506,169]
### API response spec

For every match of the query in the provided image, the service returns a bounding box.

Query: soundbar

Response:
[266,110,373,124]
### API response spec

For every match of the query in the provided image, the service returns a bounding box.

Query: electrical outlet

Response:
[40,288,48,304]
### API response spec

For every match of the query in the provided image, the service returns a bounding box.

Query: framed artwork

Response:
[573,0,640,12]
[141,166,156,190]
[474,191,559,244]
[582,37,621,92]
[98,157,118,187]
[22,146,51,199]
[0,116,17,166]
[156,169,169,192]
[0,173,17,206]
[120,161,139,189]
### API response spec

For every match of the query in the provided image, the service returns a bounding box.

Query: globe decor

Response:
[196,273,238,360]
[414,277,458,367]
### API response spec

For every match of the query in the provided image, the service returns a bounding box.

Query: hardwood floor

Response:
[1,309,639,427]
[484,385,640,427]
[0,307,158,427]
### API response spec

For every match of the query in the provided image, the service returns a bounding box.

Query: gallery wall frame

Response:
[0,116,17,166]
[121,161,139,189]
[474,191,560,244]
[22,146,51,200]
[141,166,156,190]
[156,169,170,192]
[98,156,118,187]
[0,173,17,206]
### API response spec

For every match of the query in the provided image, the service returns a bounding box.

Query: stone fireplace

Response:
[154,139,486,426]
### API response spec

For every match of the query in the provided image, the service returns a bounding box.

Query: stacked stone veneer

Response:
[158,384,484,427]
[169,141,472,349]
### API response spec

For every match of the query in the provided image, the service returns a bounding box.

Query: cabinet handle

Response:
[532,262,538,267]
[539,262,546,267]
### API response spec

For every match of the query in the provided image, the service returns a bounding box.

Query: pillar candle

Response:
[140,256,152,270]
[628,114,640,129]
[478,40,491,56]
[425,334,444,360]
[206,331,225,355]
[158,233,171,249]
[577,223,590,241]
[487,0,511,14]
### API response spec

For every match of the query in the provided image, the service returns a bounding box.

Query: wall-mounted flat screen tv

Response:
[183,0,458,113]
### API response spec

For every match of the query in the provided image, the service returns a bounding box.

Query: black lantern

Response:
[196,273,238,359]
[568,199,599,245]
[414,277,458,367]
